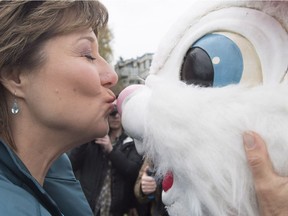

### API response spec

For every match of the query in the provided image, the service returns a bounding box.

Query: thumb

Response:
[243,131,275,184]
[142,166,149,177]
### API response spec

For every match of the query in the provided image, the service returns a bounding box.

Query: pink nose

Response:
[117,84,143,115]
[162,171,174,192]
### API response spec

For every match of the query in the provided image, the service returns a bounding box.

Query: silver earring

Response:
[11,93,20,114]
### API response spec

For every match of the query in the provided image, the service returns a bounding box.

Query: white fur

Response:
[121,76,288,215]
[145,76,288,216]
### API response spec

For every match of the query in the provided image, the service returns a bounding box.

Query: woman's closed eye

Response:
[84,54,96,62]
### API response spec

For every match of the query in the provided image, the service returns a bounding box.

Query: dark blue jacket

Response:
[0,139,92,215]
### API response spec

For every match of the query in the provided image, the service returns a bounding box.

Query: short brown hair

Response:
[0,0,108,149]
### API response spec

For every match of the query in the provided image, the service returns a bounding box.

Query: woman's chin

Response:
[95,126,109,138]
[88,120,109,139]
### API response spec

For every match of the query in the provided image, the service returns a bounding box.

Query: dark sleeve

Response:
[67,143,89,172]
[108,142,143,181]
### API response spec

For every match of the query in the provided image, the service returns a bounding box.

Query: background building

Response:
[112,53,153,95]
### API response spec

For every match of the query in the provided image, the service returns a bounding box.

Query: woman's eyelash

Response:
[84,54,96,61]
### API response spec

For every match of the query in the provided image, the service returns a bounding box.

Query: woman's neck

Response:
[16,146,56,186]
[13,130,72,186]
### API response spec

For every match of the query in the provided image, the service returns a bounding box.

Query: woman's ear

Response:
[0,67,23,96]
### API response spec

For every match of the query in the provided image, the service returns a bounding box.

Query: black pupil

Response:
[180,47,214,87]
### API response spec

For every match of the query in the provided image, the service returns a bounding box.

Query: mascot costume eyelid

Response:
[117,1,288,216]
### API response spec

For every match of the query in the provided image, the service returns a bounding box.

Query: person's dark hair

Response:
[0,0,109,149]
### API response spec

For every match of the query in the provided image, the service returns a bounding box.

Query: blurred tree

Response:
[98,26,113,63]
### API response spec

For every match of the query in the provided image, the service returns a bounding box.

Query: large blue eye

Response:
[181,33,243,87]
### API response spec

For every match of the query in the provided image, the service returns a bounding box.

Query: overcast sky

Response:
[100,0,196,63]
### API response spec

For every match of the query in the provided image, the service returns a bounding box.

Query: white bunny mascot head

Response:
[117,1,288,216]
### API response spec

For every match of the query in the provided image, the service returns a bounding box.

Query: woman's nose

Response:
[107,67,118,88]
[100,61,118,88]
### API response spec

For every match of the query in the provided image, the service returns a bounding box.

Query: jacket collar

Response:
[0,139,63,216]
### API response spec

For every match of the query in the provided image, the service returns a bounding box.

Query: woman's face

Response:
[21,29,118,142]
[108,107,122,131]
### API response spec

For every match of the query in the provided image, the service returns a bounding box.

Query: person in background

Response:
[134,158,169,216]
[0,1,117,215]
[69,103,147,216]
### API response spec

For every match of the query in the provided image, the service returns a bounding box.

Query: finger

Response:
[145,181,156,185]
[95,138,104,143]
[94,140,104,145]
[141,184,156,193]
[102,135,111,142]
[243,131,274,183]
[143,165,149,172]
[142,166,149,177]
[142,175,155,182]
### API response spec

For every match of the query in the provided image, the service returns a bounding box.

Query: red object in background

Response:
[162,171,173,192]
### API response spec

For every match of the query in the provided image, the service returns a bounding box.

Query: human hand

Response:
[243,131,288,216]
[95,135,113,153]
[141,166,157,195]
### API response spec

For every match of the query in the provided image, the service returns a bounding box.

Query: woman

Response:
[0,1,117,215]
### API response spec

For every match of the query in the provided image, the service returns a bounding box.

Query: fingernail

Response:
[243,132,255,150]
